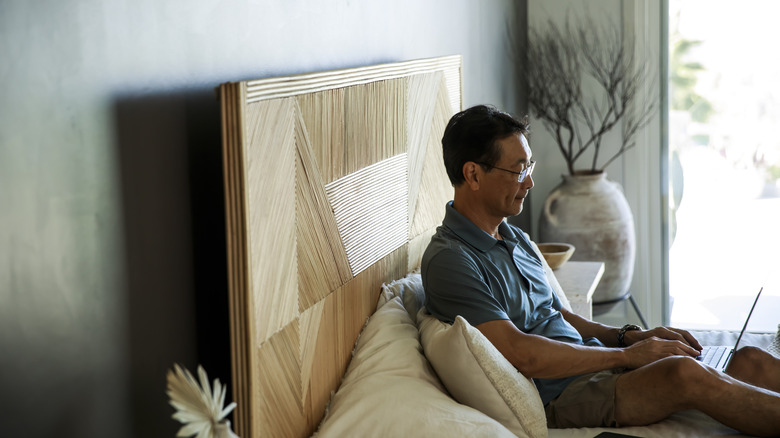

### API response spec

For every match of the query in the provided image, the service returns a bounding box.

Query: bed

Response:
[218,56,775,438]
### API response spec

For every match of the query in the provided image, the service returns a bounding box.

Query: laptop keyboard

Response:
[698,346,728,367]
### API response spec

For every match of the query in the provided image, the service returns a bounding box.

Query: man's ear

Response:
[462,162,481,190]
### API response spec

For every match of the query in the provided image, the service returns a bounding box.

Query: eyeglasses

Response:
[477,160,536,182]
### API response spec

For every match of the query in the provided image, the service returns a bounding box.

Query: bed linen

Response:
[315,296,515,437]
[318,272,775,438]
[547,329,773,438]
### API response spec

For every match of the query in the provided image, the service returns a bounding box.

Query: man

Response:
[421,104,780,436]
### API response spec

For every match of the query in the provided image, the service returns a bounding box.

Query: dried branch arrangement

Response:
[525,17,656,174]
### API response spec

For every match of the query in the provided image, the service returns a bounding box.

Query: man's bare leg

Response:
[726,346,780,392]
[614,356,780,437]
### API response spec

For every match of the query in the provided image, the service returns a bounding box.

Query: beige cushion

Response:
[315,297,515,437]
[377,270,425,324]
[418,309,548,438]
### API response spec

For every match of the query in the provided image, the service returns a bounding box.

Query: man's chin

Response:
[506,204,524,218]
[512,198,526,215]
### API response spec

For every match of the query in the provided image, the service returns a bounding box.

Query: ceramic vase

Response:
[539,172,636,308]
[214,421,238,438]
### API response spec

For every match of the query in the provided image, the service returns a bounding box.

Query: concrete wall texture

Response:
[0,1,526,436]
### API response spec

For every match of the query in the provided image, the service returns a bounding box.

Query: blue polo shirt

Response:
[421,201,602,405]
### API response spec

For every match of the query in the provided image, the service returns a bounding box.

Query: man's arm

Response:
[476,318,701,379]
[560,308,703,351]
[559,308,623,347]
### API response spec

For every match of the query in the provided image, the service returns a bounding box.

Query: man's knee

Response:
[653,355,714,392]
[727,346,773,378]
[732,346,765,363]
[617,356,713,416]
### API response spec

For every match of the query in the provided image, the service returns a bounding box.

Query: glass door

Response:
[668,0,780,332]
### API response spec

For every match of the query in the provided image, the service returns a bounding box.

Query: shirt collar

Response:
[442,201,518,252]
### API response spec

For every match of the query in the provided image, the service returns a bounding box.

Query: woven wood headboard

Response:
[219,56,461,437]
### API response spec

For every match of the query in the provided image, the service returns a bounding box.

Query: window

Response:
[668,0,780,331]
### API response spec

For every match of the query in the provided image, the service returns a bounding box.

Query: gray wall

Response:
[0,1,526,436]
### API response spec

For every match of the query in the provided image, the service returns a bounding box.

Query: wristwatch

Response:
[617,324,642,347]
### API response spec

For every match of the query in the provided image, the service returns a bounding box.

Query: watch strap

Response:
[617,324,642,347]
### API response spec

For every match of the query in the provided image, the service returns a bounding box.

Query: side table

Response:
[553,261,605,320]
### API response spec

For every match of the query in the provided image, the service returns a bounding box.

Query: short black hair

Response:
[441,105,530,186]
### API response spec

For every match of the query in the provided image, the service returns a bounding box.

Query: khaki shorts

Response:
[544,369,624,428]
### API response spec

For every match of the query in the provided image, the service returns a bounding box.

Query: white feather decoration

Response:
[166,364,239,438]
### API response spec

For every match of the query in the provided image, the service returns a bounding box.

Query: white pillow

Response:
[315,297,515,438]
[418,309,548,438]
[377,271,425,324]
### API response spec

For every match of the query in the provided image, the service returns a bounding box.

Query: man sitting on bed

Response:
[421,104,780,436]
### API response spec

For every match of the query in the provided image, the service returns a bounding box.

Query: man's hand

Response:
[624,326,703,352]
[622,336,702,369]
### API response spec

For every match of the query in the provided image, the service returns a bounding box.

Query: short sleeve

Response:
[550,288,562,311]
[422,247,509,327]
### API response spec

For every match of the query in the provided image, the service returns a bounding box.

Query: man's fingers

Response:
[680,330,703,351]
[666,328,686,342]
[681,343,701,357]
[670,328,703,351]
[658,327,704,351]
[654,338,700,358]
[667,339,700,357]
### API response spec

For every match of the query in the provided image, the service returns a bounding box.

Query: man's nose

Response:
[523,174,534,189]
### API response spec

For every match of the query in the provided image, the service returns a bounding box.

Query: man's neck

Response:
[451,198,504,239]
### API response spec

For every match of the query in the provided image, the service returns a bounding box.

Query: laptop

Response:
[697,287,763,371]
